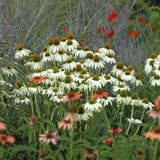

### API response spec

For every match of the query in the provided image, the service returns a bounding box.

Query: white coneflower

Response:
[84,99,102,112]
[154,65,160,76]
[121,70,135,82]
[83,46,93,57]
[101,74,116,84]
[29,69,48,78]
[127,65,135,75]
[130,92,142,107]
[132,72,142,86]
[48,37,65,54]
[78,81,93,92]
[77,105,93,121]
[40,46,48,57]
[67,33,79,46]
[154,54,160,66]
[27,82,42,94]
[42,87,64,97]
[40,79,55,86]
[60,75,77,90]
[150,74,160,86]
[116,90,131,105]
[53,49,68,63]
[94,48,105,58]
[42,52,54,63]
[126,118,142,124]
[86,75,104,90]
[84,52,94,68]
[76,60,86,69]
[111,62,126,77]
[103,53,116,64]
[62,58,76,70]
[61,37,67,47]
[144,59,155,75]
[65,39,77,52]
[47,66,65,80]
[73,74,86,84]
[98,96,115,106]
[15,44,31,60]
[99,42,115,56]
[90,55,105,70]
[141,98,154,110]
[112,83,130,93]
[1,63,18,77]
[145,53,157,64]
[15,96,30,105]
[72,45,85,58]
[25,54,43,70]
[50,95,63,103]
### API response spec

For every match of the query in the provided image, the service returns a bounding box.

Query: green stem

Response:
[152,140,158,160]
[119,104,125,128]
[103,106,110,129]
[35,94,40,117]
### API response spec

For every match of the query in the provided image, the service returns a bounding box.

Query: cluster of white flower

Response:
[0,33,155,123]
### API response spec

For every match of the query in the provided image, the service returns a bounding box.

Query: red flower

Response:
[0,134,15,144]
[128,31,139,38]
[92,90,108,99]
[62,27,68,33]
[83,148,96,159]
[139,15,146,24]
[108,128,123,134]
[102,138,112,144]
[0,123,6,130]
[63,91,83,103]
[151,26,154,31]
[97,27,102,34]
[102,26,106,33]
[108,12,117,22]
[29,76,46,83]
[29,115,36,126]
[105,28,114,38]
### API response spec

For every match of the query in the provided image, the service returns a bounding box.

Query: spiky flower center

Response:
[84,46,90,51]
[80,69,87,74]
[67,40,73,45]
[118,84,125,88]
[89,99,96,104]
[42,46,48,52]
[149,60,154,66]
[131,92,139,99]
[93,55,100,62]
[46,132,54,139]
[96,48,100,52]
[127,65,133,71]
[58,95,62,99]
[67,91,75,98]
[65,70,72,75]
[66,51,71,55]
[68,104,79,113]
[75,64,82,71]
[154,74,160,79]
[158,66,160,70]
[61,37,66,41]
[116,62,124,69]
[53,37,60,45]
[43,86,49,89]
[125,70,131,75]
[27,82,38,87]
[64,76,72,83]
[86,53,93,59]
[16,81,23,88]
[150,53,157,59]
[52,66,59,73]
[120,90,127,97]
[154,127,160,134]
[34,68,43,73]
[68,33,74,39]
[66,58,73,63]
[104,74,111,80]
[45,52,50,57]
[48,38,54,46]
[17,44,24,50]
[7,63,13,69]
[136,72,142,79]
[104,42,111,49]
[53,88,58,92]
[80,60,84,64]
[77,45,82,50]
[107,53,113,58]
[96,90,103,95]
[29,54,41,62]
[142,98,149,104]
[19,96,25,100]
[79,74,84,78]
[78,105,85,114]
[92,75,99,81]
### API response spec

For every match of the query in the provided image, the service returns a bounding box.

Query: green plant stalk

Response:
[35,94,40,117]
[126,105,135,135]
[70,124,74,160]
[135,108,145,135]
[103,106,110,129]
[119,104,125,128]
[152,140,158,160]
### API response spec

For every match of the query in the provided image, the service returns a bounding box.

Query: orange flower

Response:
[92,90,108,99]
[0,123,6,130]
[0,134,15,144]
[145,127,160,140]
[139,15,146,24]
[63,91,83,103]
[108,12,117,22]
[29,76,46,83]
[29,115,36,126]
[128,31,140,38]
[58,119,72,130]
[154,96,160,108]
[82,148,96,159]
[105,29,114,38]
[108,128,123,134]
[102,138,112,144]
